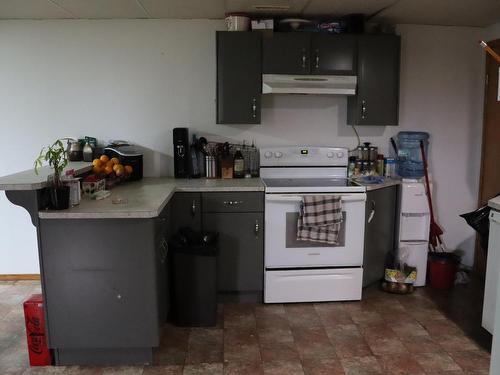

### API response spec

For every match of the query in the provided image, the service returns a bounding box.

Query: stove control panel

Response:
[260,146,349,167]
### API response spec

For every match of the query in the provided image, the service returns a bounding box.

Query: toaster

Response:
[104,144,143,181]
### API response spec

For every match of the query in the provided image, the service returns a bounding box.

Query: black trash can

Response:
[170,228,218,327]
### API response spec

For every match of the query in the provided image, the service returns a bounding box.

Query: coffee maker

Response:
[173,128,190,178]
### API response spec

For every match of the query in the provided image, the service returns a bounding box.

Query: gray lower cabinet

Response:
[39,217,167,365]
[203,212,263,297]
[170,192,202,234]
[201,192,264,301]
[363,186,398,287]
[347,34,401,126]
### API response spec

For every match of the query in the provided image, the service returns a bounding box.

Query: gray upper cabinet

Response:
[263,32,310,75]
[263,32,356,76]
[310,34,357,75]
[347,34,401,126]
[216,31,262,124]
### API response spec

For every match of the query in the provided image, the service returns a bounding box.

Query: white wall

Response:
[483,22,500,41]
[0,20,485,273]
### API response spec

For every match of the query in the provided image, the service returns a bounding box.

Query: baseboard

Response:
[0,274,40,281]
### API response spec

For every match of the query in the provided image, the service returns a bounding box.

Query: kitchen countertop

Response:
[1,163,400,219]
[0,162,93,191]
[38,177,265,219]
[354,177,402,191]
[489,196,500,211]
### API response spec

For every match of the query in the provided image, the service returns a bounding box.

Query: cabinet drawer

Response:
[202,192,263,213]
[264,268,362,303]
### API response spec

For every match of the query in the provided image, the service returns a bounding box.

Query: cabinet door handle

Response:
[254,220,260,236]
[301,49,306,68]
[191,200,196,216]
[223,200,243,206]
[315,49,320,69]
[368,200,376,223]
[159,238,168,263]
[361,100,367,120]
[251,98,257,119]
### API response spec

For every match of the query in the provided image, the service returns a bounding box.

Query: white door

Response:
[265,193,366,268]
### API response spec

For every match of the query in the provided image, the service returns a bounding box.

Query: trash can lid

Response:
[171,244,218,256]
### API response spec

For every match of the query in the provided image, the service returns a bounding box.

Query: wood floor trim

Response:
[0,274,40,281]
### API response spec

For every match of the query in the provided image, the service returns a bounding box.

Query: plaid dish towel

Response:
[297,195,343,245]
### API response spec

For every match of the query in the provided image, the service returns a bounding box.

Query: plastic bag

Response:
[382,247,417,294]
[460,194,499,252]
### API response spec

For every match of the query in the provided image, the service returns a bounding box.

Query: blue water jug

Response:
[396,131,429,178]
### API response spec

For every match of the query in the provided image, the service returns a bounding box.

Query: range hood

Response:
[262,74,357,95]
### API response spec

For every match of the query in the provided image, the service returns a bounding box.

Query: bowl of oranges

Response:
[91,155,134,189]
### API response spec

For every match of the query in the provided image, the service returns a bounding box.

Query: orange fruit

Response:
[104,165,113,175]
[99,155,109,163]
[113,163,123,172]
[115,165,125,177]
[110,157,120,165]
[124,165,133,175]
[92,165,103,174]
[92,159,101,167]
[106,160,114,168]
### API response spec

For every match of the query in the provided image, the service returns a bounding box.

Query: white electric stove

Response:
[260,146,367,303]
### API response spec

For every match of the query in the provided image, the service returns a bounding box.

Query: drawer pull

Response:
[223,200,243,206]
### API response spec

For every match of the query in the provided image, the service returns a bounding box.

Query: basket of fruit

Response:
[90,155,134,189]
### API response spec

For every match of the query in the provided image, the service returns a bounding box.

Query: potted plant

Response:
[34,139,70,210]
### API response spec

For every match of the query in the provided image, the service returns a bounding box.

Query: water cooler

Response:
[397,179,431,286]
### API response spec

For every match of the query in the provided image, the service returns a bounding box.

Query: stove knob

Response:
[274,151,283,158]
[326,152,334,158]
[336,151,344,158]
[264,151,273,159]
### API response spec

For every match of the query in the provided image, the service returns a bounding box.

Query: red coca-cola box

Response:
[23,294,53,366]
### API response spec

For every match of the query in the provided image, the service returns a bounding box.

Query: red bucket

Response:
[428,253,459,290]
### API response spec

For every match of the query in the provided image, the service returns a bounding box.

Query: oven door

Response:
[265,193,366,268]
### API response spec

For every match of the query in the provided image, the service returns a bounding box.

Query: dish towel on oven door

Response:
[297,195,343,244]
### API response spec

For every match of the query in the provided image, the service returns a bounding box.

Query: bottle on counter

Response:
[220,143,233,179]
[233,147,245,178]
[347,156,356,178]
[385,158,396,178]
[376,154,385,176]
[83,141,93,162]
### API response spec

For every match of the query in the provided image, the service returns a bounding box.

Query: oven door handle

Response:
[266,194,366,203]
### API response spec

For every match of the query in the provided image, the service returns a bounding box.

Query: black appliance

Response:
[173,128,190,178]
[104,143,143,181]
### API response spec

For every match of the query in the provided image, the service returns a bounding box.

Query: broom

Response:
[479,40,500,64]
[420,140,444,251]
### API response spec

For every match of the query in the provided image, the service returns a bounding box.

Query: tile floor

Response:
[0,280,491,374]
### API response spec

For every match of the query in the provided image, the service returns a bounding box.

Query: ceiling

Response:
[0,0,499,27]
